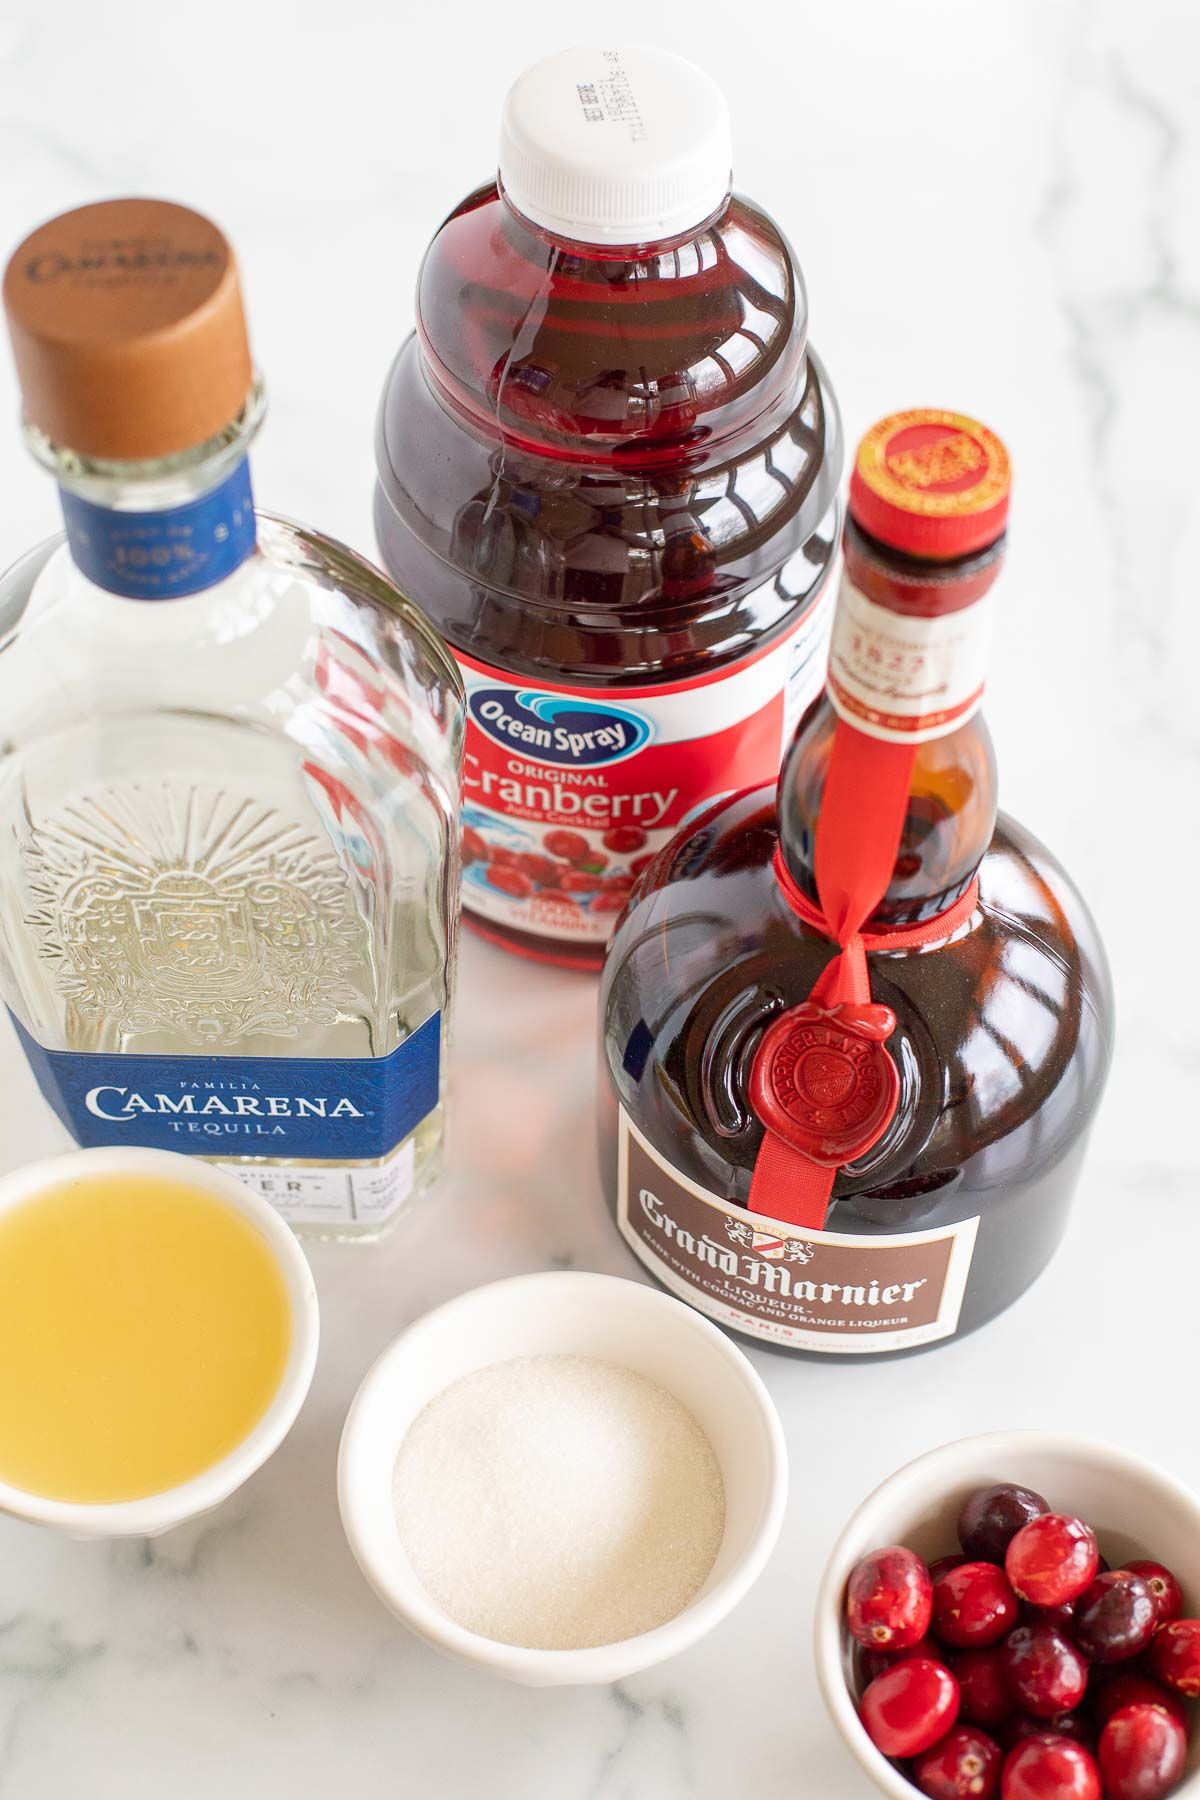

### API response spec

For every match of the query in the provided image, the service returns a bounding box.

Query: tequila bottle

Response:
[0,198,463,1239]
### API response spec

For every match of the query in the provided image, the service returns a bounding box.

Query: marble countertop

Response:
[0,1,1194,1794]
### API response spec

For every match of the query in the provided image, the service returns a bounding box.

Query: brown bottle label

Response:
[617,1110,978,1354]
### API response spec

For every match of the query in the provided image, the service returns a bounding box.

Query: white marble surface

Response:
[0,1,1195,1794]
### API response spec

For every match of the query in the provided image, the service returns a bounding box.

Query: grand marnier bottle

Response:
[0,199,463,1239]
[599,409,1113,1355]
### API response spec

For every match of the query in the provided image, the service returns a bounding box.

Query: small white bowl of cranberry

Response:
[815,1433,1200,1800]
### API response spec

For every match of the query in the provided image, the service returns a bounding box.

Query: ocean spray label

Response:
[59,456,257,600]
[7,1010,440,1225]
[459,560,836,946]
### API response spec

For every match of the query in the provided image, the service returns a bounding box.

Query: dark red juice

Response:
[374,47,843,967]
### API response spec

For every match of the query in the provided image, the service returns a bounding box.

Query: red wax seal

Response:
[749,1000,900,1168]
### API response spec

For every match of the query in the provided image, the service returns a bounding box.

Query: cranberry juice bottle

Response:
[599,410,1114,1356]
[375,47,842,969]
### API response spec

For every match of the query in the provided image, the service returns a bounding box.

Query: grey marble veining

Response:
[0,2,1194,1795]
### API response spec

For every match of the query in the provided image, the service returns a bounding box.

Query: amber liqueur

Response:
[599,410,1114,1357]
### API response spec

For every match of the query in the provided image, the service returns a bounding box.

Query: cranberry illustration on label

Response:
[510,853,556,886]
[544,829,590,862]
[462,825,488,866]
[749,1000,900,1167]
[486,866,533,898]
[603,825,648,853]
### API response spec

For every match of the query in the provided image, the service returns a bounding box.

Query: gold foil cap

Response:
[3,197,254,460]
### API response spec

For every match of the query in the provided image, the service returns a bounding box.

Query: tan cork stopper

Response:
[3,196,253,460]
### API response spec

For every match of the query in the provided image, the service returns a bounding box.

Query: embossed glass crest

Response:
[25,786,363,1045]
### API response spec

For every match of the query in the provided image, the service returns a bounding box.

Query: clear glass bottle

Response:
[0,198,463,1240]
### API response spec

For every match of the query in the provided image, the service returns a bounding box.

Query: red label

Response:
[457,576,835,944]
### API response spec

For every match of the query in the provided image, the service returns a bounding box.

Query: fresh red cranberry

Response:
[1006,1515,1099,1608]
[461,825,489,865]
[1003,1713,1092,1750]
[1098,1703,1188,1800]
[913,1725,1003,1799]
[1001,1735,1101,1800]
[1002,1624,1089,1718]
[485,865,533,897]
[933,1562,1020,1649]
[846,1546,934,1651]
[557,868,601,893]
[1022,1598,1077,1634]
[958,1485,1050,1565]
[1073,1571,1157,1664]
[931,1555,969,1581]
[1091,1674,1189,1732]
[1126,1562,1185,1628]
[543,829,589,862]
[955,1648,1017,1728]
[602,824,647,853]
[859,1636,939,1685]
[1149,1618,1200,1696]
[859,1657,959,1758]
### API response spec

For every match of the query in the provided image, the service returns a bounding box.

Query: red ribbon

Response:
[747,719,980,1230]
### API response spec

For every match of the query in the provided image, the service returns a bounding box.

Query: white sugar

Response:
[391,1354,726,1651]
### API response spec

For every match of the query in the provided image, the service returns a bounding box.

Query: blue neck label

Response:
[59,456,257,599]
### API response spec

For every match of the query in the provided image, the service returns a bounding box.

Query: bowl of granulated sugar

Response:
[337,1271,787,1685]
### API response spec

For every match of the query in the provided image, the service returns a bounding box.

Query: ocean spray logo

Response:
[468,687,653,767]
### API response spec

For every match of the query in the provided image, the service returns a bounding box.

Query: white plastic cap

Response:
[498,47,733,247]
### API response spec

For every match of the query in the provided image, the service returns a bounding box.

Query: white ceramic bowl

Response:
[338,1269,788,1686]
[0,1146,319,1539]
[815,1431,1200,1798]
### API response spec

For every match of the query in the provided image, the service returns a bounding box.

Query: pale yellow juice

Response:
[0,1172,292,1503]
